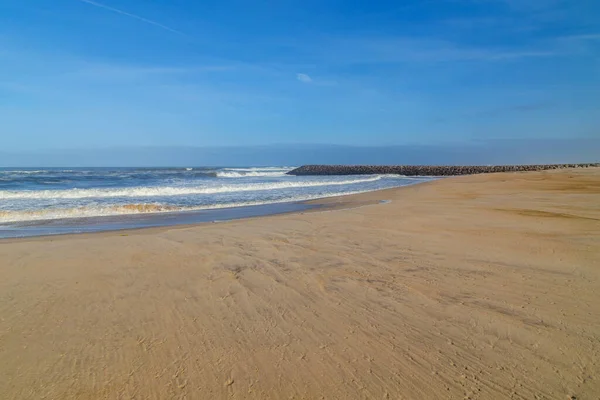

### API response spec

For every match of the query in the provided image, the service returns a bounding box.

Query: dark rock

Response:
[287,164,600,176]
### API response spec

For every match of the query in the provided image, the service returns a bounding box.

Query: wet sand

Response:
[1,168,599,399]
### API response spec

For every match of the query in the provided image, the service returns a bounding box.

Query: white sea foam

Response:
[217,167,294,177]
[0,189,373,223]
[0,176,385,200]
[216,171,289,178]
[222,167,294,172]
[0,170,49,175]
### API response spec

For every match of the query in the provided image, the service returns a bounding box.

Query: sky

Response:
[0,0,599,162]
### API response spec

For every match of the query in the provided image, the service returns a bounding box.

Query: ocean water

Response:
[0,167,435,237]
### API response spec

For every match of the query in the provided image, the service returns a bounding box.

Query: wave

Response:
[0,170,50,175]
[217,167,294,177]
[0,188,374,223]
[0,176,385,200]
[0,204,180,222]
[216,171,289,178]
[222,167,294,172]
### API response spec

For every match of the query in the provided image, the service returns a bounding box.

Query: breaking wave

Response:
[222,167,293,171]
[0,190,371,223]
[216,171,289,178]
[0,176,384,200]
[215,167,294,178]
[0,170,72,175]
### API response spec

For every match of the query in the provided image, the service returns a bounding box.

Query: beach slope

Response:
[1,168,599,399]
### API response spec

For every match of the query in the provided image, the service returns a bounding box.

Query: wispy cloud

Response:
[448,0,597,37]
[69,63,235,81]
[312,37,562,66]
[432,101,557,124]
[485,50,558,60]
[296,73,312,83]
[474,101,556,117]
[561,33,600,41]
[469,0,564,11]
[554,33,600,55]
[77,0,186,36]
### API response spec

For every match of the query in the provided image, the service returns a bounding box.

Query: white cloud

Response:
[296,73,312,83]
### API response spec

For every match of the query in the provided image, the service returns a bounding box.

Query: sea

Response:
[0,167,435,238]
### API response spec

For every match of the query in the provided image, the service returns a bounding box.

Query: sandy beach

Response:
[1,168,599,399]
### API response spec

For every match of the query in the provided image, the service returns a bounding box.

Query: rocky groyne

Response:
[287,163,600,176]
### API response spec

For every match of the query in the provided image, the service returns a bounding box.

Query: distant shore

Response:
[1,168,599,399]
[288,163,600,176]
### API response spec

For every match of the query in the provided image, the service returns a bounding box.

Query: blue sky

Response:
[1,0,599,153]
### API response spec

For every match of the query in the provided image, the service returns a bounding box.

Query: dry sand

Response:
[1,168,599,399]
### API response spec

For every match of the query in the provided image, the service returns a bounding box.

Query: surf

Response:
[0,176,386,200]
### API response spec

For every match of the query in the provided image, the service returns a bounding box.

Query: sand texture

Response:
[1,168,599,399]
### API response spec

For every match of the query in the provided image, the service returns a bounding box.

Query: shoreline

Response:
[0,190,393,242]
[0,201,319,241]
[1,167,599,399]
[0,180,431,240]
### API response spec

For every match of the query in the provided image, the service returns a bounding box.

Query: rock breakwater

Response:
[287,164,600,176]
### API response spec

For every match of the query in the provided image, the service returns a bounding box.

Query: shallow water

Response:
[0,166,435,237]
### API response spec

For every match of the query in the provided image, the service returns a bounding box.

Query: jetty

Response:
[287,163,600,176]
